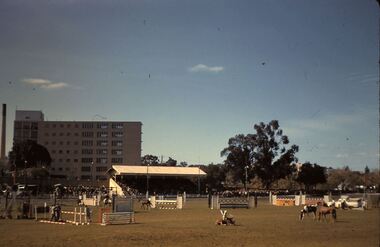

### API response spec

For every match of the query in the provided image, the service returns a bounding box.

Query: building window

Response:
[52,141,56,145]
[74,159,78,163]
[82,140,93,146]
[60,124,64,128]
[82,131,94,137]
[97,123,108,129]
[75,124,79,128]
[96,149,108,155]
[81,158,93,163]
[45,141,49,145]
[111,149,123,155]
[59,133,64,136]
[96,158,108,164]
[97,140,108,146]
[82,123,94,129]
[66,133,71,136]
[59,141,63,145]
[96,167,108,172]
[111,158,123,163]
[67,124,71,128]
[52,124,56,128]
[112,132,123,138]
[112,123,123,129]
[66,159,70,162]
[82,149,93,155]
[52,133,56,136]
[97,132,108,138]
[74,133,79,136]
[74,141,78,145]
[58,159,63,162]
[81,175,91,180]
[45,133,49,136]
[112,140,123,147]
[58,167,63,171]
[59,150,63,154]
[74,150,78,154]
[45,124,49,128]
[66,150,70,154]
[52,150,56,154]
[66,141,70,145]
[65,167,70,171]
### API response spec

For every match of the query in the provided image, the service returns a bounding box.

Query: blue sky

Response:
[0,0,378,170]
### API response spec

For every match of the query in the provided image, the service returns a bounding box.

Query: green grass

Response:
[0,199,378,247]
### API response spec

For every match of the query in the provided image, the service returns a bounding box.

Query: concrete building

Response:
[13,110,142,181]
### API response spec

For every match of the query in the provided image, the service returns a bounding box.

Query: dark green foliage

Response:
[142,154,160,166]
[296,162,326,191]
[221,120,298,189]
[8,140,51,170]
[202,164,226,190]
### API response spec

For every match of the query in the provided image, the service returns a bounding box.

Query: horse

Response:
[299,205,318,220]
[139,199,152,210]
[318,205,337,222]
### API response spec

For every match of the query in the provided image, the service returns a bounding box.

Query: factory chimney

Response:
[1,104,6,160]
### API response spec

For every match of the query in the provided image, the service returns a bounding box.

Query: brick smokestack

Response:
[1,104,6,159]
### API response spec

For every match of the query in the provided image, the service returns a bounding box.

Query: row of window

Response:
[51,167,108,172]
[82,140,123,146]
[45,141,78,145]
[81,149,122,155]
[43,123,124,129]
[81,158,123,163]
[81,166,108,172]
[44,131,124,137]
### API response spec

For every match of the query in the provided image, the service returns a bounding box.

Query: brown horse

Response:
[140,199,152,210]
[318,205,337,222]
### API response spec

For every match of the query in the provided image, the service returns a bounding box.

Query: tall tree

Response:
[203,163,226,190]
[8,140,51,170]
[141,154,160,166]
[296,162,327,192]
[221,120,298,189]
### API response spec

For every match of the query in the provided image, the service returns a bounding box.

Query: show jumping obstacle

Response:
[210,195,253,209]
[35,206,89,225]
[271,194,329,206]
[150,195,183,209]
[101,212,135,225]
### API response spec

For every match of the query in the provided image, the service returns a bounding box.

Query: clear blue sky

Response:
[0,0,378,170]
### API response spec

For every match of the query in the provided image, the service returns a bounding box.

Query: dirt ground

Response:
[0,198,379,247]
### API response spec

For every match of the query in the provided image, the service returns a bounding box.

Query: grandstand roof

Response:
[107,165,207,177]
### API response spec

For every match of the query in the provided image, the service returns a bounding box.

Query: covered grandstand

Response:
[106,165,207,196]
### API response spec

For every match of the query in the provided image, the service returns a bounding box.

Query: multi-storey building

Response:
[13,110,142,181]
[13,110,44,143]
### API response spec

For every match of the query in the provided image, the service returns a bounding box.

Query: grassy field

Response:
[0,198,379,247]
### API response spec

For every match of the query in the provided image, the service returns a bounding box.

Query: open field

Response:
[0,198,379,247]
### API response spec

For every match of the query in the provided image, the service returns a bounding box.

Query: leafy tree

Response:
[221,120,298,189]
[8,140,51,171]
[220,134,251,185]
[164,157,177,166]
[203,164,226,190]
[296,162,326,192]
[141,154,160,166]
[327,167,362,191]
